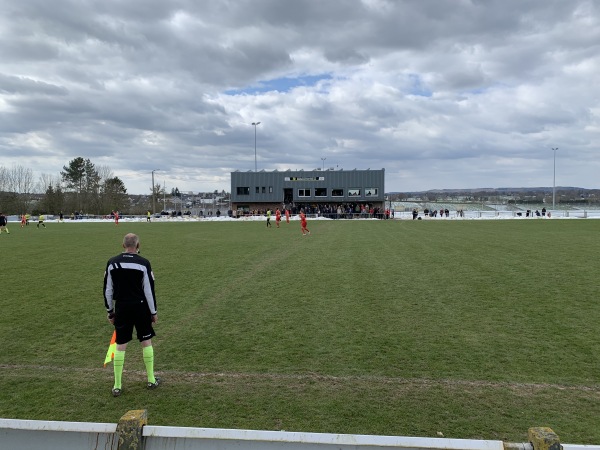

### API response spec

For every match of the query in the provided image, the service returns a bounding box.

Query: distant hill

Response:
[388,187,593,195]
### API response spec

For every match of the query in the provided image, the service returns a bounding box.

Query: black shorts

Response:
[114,303,156,345]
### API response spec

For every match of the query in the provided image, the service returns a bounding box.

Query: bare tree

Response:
[0,166,7,191]
[37,173,61,194]
[92,165,115,214]
[12,165,34,196]
[96,165,114,183]
[0,166,8,212]
[0,165,34,213]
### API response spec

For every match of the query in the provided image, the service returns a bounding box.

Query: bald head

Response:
[123,233,140,252]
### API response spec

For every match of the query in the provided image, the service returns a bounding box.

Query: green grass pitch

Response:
[0,219,599,443]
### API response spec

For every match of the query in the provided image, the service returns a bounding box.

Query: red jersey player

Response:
[275,208,281,228]
[300,209,310,236]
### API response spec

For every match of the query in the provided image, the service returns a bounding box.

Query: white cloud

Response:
[0,0,598,194]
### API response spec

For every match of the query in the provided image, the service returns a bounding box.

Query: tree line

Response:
[0,157,131,215]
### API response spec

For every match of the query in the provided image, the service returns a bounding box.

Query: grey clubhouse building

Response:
[230,168,385,216]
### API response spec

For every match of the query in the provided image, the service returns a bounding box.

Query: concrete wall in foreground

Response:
[1,411,599,450]
[0,418,117,450]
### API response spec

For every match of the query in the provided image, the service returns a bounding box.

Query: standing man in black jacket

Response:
[0,212,9,234]
[103,233,160,397]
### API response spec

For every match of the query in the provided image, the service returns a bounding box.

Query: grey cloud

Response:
[0,74,68,96]
[0,0,598,193]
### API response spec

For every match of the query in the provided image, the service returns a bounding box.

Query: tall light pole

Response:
[552,148,558,209]
[151,169,160,214]
[252,122,261,172]
[321,157,326,170]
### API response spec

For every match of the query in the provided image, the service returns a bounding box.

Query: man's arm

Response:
[103,263,115,313]
[142,260,157,315]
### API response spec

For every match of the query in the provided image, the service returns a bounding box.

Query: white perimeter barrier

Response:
[1,412,599,450]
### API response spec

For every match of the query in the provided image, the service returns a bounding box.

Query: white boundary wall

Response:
[1,417,599,450]
[0,418,117,449]
[143,425,504,450]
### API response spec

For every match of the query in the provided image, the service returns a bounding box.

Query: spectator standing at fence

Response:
[0,212,9,234]
[103,233,160,397]
[412,209,418,220]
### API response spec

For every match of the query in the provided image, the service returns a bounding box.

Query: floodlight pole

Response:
[252,122,261,172]
[321,157,326,170]
[151,169,160,214]
[552,148,558,209]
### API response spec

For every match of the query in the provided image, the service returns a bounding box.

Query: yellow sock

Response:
[143,346,155,383]
[113,350,125,389]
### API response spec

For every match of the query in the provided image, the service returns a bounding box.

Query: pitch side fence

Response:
[5,209,600,223]
[1,411,598,450]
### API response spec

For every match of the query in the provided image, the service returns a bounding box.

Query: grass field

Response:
[0,218,599,443]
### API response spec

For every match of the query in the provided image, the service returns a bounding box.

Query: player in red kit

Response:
[275,208,281,228]
[300,209,310,236]
[285,209,290,224]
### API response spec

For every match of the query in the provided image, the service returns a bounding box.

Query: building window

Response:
[365,188,378,197]
[262,186,266,193]
[298,189,311,197]
[255,186,259,194]
[237,187,250,195]
[348,188,361,197]
[269,186,273,193]
[332,189,344,197]
[315,188,327,197]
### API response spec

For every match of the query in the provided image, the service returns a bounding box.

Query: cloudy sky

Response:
[1,0,598,195]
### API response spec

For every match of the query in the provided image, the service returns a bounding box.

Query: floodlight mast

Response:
[151,169,160,214]
[252,122,261,172]
[552,148,558,209]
